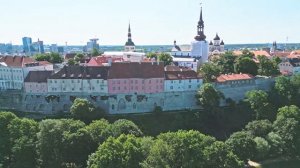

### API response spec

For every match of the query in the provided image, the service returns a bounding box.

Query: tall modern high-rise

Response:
[87,38,99,52]
[22,37,33,54]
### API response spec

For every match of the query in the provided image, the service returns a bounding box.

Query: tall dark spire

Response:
[194,7,206,41]
[125,22,135,46]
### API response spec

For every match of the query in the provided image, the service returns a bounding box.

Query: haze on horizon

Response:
[0,0,299,45]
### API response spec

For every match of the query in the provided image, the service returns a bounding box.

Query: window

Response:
[170,86,173,90]
[97,80,99,83]
[54,80,57,83]
[118,87,120,90]
[189,79,191,83]
[135,80,138,84]
[188,85,191,89]
[112,105,115,110]
[149,80,151,84]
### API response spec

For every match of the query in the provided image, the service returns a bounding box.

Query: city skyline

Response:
[0,0,299,45]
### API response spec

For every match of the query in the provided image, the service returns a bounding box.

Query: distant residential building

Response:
[102,51,145,62]
[57,46,64,54]
[50,44,58,53]
[47,66,109,93]
[87,38,100,52]
[164,65,203,92]
[209,33,225,55]
[0,43,13,54]
[24,71,52,93]
[279,58,300,75]
[172,57,199,72]
[0,56,53,90]
[22,37,33,55]
[124,23,135,52]
[108,62,165,94]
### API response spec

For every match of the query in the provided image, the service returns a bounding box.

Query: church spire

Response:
[194,6,206,41]
[125,22,135,46]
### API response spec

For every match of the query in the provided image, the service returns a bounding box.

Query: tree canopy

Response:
[198,63,221,83]
[196,83,224,111]
[235,57,258,76]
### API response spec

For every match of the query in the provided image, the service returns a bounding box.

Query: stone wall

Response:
[0,77,275,114]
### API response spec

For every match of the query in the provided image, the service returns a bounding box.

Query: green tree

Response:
[74,53,84,63]
[146,52,158,59]
[273,117,300,156]
[277,105,300,122]
[273,76,296,106]
[67,58,76,65]
[87,134,146,168]
[204,141,244,168]
[158,53,173,66]
[0,112,17,167]
[8,118,39,168]
[108,119,143,137]
[85,119,110,145]
[49,52,63,63]
[266,132,284,157]
[37,119,86,168]
[225,131,256,161]
[61,127,94,167]
[199,63,220,83]
[213,51,236,74]
[257,55,280,76]
[142,130,216,168]
[70,98,105,123]
[245,90,274,120]
[235,57,258,76]
[245,120,272,137]
[254,137,270,160]
[34,53,51,62]
[196,83,224,111]
[91,48,102,57]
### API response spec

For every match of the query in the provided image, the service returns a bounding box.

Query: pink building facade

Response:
[108,62,164,94]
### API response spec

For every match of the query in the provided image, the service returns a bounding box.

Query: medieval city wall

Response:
[0,78,275,114]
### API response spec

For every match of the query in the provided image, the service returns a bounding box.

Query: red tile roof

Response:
[88,56,123,66]
[108,62,164,79]
[216,73,254,82]
[0,56,35,67]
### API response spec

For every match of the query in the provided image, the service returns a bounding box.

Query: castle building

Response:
[209,33,225,55]
[124,23,135,52]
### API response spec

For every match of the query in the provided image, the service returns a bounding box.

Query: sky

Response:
[0,0,299,45]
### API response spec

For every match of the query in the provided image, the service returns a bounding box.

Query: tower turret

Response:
[124,23,135,52]
[194,7,206,41]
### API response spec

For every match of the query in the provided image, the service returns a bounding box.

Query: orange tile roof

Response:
[216,73,254,82]
[252,50,271,57]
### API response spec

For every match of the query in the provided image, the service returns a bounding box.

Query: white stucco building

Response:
[0,56,53,90]
[164,65,203,92]
[47,66,109,94]
[102,51,145,63]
